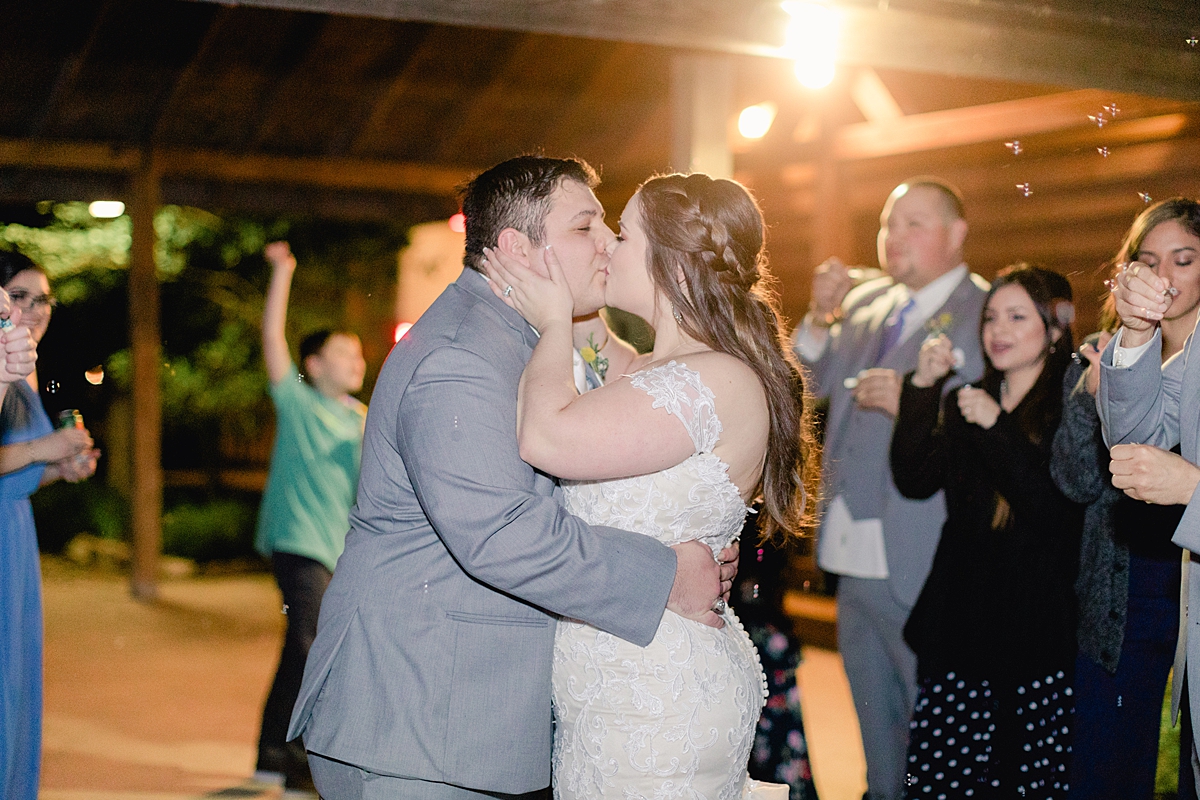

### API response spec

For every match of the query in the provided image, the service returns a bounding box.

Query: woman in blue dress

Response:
[0,251,98,800]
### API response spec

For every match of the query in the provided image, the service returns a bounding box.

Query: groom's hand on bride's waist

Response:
[667,540,733,629]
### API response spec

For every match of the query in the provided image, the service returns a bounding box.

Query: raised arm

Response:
[482,245,698,481]
[890,375,950,500]
[262,241,296,386]
[1098,329,1180,449]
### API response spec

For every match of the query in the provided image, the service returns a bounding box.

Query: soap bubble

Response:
[1103,103,1120,117]
[1097,147,1109,157]
[45,379,60,394]
[1005,140,1023,155]
[1139,192,1153,204]
[1016,183,1033,197]
[1187,36,1198,47]
[1088,114,1108,128]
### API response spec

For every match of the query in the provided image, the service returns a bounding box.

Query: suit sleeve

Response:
[396,344,676,647]
[890,375,949,500]
[1098,329,1181,449]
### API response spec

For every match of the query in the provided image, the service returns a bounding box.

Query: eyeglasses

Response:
[6,289,58,312]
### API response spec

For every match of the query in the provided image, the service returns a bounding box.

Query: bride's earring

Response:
[673,305,684,324]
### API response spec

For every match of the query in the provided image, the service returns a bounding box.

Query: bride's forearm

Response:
[517,319,578,466]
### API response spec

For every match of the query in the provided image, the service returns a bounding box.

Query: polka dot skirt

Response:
[904,669,1073,800]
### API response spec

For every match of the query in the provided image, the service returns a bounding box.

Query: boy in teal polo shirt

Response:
[254,241,366,791]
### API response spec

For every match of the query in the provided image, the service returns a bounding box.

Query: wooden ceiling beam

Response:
[0,138,471,196]
[832,90,1194,161]
[841,136,1200,211]
[189,1,1200,100]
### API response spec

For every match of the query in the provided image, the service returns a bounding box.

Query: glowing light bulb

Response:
[88,200,125,218]
[738,103,777,139]
[448,213,466,233]
[394,322,413,342]
[783,2,840,90]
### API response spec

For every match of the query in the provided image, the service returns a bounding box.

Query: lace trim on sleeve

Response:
[629,360,722,454]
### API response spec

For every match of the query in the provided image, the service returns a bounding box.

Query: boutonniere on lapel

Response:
[580,332,609,382]
[923,312,966,369]
[924,312,954,338]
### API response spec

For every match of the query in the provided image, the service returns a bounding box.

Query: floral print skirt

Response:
[746,621,819,800]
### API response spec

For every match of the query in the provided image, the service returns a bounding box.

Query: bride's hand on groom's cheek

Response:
[483,245,575,332]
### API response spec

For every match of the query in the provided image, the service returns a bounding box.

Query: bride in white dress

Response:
[484,173,814,799]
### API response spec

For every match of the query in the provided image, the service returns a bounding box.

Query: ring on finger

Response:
[503,284,514,297]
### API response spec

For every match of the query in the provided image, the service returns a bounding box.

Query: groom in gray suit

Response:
[288,156,732,799]
[1097,264,1200,797]
[793,178,988,800]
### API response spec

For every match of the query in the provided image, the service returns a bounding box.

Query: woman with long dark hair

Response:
[891,265,1083,799]
[0,251,99,800]
[483,172,815,797]
[1052,198,1200,799]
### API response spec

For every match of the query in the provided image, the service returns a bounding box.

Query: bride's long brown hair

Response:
[637,173,817,540]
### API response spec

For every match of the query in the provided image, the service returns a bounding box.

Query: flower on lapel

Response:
[924,312,954,338]
[580,333,609,382]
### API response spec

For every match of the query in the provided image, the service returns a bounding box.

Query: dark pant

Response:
[1069,554,1179,799]
[257,551,332,783]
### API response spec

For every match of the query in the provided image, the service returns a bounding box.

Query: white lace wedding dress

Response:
[552,361,773,800]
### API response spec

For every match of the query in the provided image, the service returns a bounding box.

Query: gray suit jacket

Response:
[288,267,678,794]
[1098,327,1197,721]
[805,271,989,607]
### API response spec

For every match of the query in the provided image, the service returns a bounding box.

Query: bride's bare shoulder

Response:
[675,351,762,392]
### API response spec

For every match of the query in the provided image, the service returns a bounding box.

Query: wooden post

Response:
[128,152,162,601]
[670,53,734,179]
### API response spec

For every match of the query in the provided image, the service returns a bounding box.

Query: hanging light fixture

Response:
[782,2,841,90]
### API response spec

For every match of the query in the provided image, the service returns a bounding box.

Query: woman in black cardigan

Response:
[891,265,1083,800]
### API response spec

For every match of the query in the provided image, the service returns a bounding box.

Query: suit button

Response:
[1109,610,1121,620]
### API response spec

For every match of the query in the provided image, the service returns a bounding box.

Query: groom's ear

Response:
[496,228,533,266]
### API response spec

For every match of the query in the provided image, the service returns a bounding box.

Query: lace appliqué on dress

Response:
[629,360,722,454]
[553,360,767,800]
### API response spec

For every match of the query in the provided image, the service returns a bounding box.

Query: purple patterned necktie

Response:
[877,296,916,363]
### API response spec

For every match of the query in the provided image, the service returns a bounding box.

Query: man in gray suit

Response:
[1097,262,1200,798]
[793,178,988,800]
[288,156,733,799]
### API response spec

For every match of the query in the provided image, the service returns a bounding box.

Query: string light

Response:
[88,201,125,218]
[738,103,777,139]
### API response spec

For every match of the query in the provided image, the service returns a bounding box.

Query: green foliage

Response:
[31,480,130,554]
[1157,678,1180,796]
[161,497,259,563]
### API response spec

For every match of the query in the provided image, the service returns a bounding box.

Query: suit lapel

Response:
[456,267,541,351]
[877,271,980,372]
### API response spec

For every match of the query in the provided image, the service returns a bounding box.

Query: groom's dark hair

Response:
[459,155,599,273]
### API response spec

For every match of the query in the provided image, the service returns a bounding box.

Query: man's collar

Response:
[909,263,968,303]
